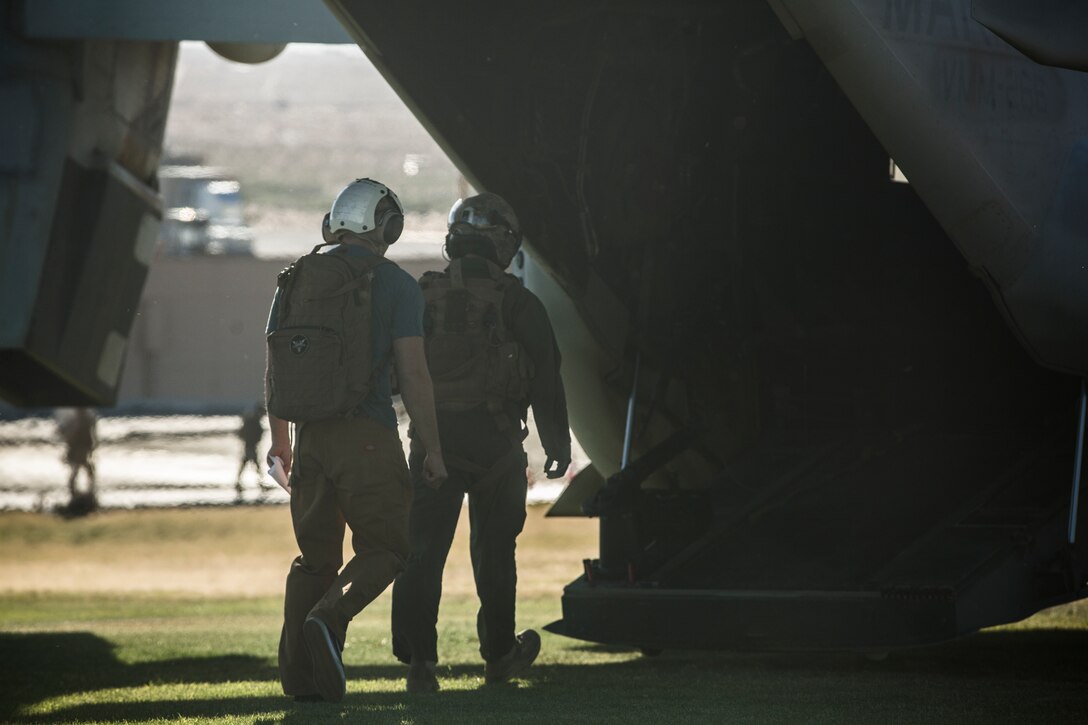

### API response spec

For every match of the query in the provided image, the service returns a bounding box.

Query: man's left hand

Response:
[544,456,570,479]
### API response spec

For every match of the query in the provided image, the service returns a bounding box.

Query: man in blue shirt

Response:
[266,178,446,703]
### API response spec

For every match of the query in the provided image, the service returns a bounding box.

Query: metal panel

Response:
[1,158,160,406]
[16,0,352,43]
[777,0,1088,374]
[973,0,1088,72]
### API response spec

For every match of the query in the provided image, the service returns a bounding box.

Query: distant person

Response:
[56,407,97,507]
[391,192,571,692]
[265,178,446,703]
[234,403,271,498]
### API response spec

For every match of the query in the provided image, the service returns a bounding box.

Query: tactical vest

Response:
[266,244,392,422]
[420,257,533,428]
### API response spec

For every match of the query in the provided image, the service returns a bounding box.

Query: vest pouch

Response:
[426,335,476,382]
[266,326,349,421]
[487,341,531,400]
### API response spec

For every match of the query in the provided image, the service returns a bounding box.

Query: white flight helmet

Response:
[328,178,404,244]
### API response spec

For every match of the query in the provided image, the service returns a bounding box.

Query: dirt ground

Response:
[0,504,597,599]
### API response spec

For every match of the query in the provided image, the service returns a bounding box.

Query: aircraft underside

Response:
[327,0,1087,650]
[2,0,1086,650]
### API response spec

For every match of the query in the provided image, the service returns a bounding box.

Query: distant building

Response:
[118,255,439,411]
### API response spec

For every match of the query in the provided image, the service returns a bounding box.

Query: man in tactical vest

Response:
[265,178,447,703]
[391,192,571,692]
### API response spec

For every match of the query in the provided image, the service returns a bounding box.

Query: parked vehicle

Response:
[158,165,254,256]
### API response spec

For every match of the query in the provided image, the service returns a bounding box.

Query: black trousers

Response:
[391,441,528,664]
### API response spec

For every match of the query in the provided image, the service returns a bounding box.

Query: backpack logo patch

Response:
[290,335,309,355]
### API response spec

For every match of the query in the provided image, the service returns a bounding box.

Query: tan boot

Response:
[303,617,346,702]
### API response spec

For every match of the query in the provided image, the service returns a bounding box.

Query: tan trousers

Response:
[278,416,412,696]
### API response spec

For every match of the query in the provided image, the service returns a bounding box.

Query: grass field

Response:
[1,505,1087,724]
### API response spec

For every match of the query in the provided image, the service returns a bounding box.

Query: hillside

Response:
[163,42,463,253]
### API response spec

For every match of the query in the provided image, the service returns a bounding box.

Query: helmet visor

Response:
[447,199,514,235]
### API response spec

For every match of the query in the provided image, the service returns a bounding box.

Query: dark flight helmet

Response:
[446,192,522,267]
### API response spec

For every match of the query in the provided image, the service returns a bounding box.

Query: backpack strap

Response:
[446,443,526,495]
[449,257,465,289]
[483,258,507,283]
[275,262,299,320]
[430,355,477,382]
[307,255,391,301]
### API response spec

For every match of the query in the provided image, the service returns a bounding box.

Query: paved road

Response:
[0,414,574,512]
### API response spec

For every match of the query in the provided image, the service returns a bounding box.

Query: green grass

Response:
[2,508,1087,723]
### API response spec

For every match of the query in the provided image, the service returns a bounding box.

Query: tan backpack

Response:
[420,257,533,426]
[266,244,392,422]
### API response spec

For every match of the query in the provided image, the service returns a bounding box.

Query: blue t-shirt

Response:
[266,244,424,429]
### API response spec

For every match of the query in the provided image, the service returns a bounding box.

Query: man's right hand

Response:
[266,413,293,477]
[422,451,448,489]
[267,442,293,478]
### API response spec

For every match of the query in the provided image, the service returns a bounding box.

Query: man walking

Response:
[234,402,271,499]
[265,178,446,703]
[57,407,97,511]
[391,192,570,692]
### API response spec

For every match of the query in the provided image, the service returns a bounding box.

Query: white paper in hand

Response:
[267,455,290,493]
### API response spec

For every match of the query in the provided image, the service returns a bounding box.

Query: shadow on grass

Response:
[564,642,635,654]
[0,631,276,721]
[4,629,1088,723]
